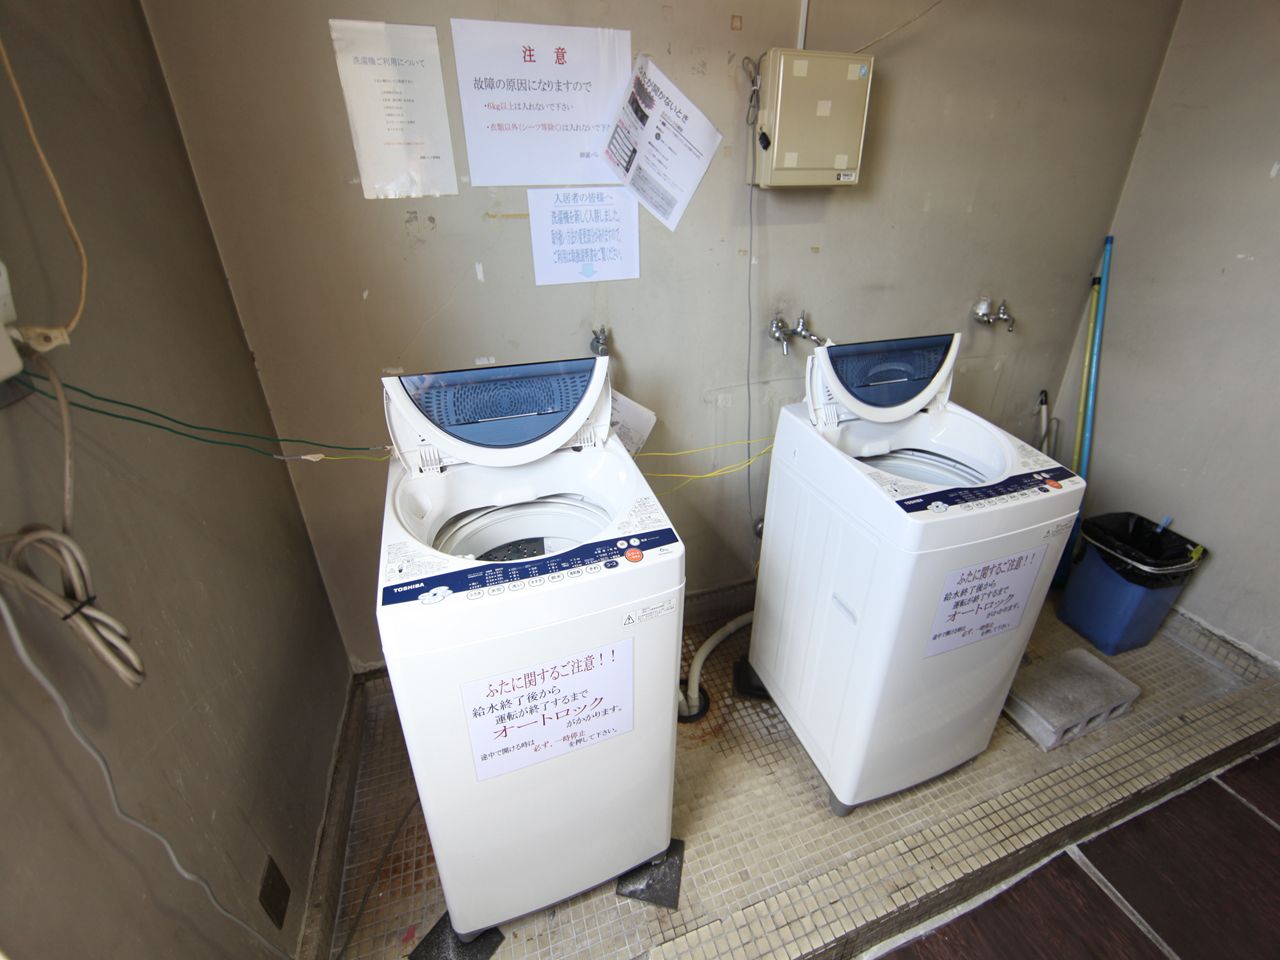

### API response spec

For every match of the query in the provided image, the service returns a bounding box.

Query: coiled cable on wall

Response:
[1,354,143,685]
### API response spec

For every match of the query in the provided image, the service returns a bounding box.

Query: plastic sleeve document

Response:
[603,55,722,231]
[329,20,459,199]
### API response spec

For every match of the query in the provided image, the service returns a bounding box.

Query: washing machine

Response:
[376,356,685,937]
[750,333,1084,813]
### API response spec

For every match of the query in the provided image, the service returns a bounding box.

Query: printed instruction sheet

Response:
[452,19,631,186]
[602,55,722,230]
[462,638,634,780]
[329,20,458,199]
[527,187,639,285]
[926,545,1048,657]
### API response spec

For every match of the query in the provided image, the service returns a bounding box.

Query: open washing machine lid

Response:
[383,356,611,474]
[806,333,961,434]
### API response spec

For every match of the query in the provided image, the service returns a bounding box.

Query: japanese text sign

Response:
[451,19,630,186]
[330,20,458,198]
[926,546,1048,657]
[527,187,639,285]
[462,638,634,780]
[602,55,722,231]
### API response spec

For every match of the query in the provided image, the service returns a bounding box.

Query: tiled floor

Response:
[324,605,1280,960]
[879,743,1280,959]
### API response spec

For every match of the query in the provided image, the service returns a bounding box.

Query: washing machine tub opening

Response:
[433,494,612,560]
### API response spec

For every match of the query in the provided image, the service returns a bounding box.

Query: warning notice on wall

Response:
[462,638,634,780]
[926,546,1047,657]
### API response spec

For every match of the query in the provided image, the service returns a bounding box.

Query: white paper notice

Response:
[603,56,723,231]
[610,390,657,454]
[926,546,1048,657]
[527,187,638,285]
[329,20,458,199]
[462,638,634,781]
[451,19,630,186]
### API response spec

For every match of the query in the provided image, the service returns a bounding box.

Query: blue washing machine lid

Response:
[383,357,611,472]
[807,333,961,427]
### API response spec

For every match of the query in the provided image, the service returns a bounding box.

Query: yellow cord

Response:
[635,436,774,458]
[648,445,774,494]
[0,31,87,351]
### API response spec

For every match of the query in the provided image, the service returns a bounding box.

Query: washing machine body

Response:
[750,334,1084,810]
[376,356,685,937]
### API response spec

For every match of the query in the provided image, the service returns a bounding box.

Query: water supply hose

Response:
[678,611,754,718]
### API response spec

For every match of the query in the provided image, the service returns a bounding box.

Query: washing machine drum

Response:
[383,356,619,560]
[433,494,613,561]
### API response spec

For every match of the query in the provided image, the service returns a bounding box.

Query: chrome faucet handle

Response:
[770,316,792,355]
[996,300,1015,332]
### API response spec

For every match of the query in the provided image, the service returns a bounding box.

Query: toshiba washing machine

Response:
[376,357,684,938]
[751,334,1084,814]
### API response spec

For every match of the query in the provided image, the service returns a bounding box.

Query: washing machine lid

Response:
[806,333,961,432]
[383,356,611,473]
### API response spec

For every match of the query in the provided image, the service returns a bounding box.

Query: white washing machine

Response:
[375,356,685,938]
[750,334,1084,813]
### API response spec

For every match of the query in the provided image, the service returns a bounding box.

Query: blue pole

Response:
[1078,235,1113,480]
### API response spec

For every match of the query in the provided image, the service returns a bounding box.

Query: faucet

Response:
[769,312,824,356]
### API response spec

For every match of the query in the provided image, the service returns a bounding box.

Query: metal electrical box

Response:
[751,49,874,188]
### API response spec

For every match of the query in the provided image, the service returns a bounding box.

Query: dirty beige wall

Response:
[0,2,350,957]
[1054,0,1280,662]
[141,0,1179,666]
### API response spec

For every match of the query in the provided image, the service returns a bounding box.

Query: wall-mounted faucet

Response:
[973,297,1015,332]
[769,312,824,356]
[589,325,610,356]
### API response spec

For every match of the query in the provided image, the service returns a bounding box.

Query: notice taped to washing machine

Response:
[462,637,634,780]
[926,545,1048,657]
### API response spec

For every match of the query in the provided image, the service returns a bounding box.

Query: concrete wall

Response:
[0,2,351,956]
[1053,0,1280,662]
[141,0,1179,665]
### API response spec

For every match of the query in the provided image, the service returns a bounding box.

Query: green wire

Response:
[19,370,379,451]
[18,378,281,459]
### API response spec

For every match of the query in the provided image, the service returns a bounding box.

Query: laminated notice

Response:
[462,638,634,780]
[926,546,1047,657]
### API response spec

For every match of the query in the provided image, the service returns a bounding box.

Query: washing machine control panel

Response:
[381,527,679,607]
[896,466,1077,515]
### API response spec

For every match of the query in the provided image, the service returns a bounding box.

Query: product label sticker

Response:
[621,597,676,627]
[463,638,633,780]
[926,545,1047,657]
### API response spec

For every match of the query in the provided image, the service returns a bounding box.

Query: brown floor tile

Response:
[882,854,1164,960]
[1080,780,1280,960]
[1219,743,1280,823]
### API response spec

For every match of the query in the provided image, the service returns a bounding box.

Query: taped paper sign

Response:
[451,19,630,185]
[527,187,639,285]
[329,20,458,198]
[926,546,1047,657]
[463,638,634,780]
[602,55,722,230]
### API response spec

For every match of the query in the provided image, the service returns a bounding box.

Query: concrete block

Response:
[1004,648,1140,750]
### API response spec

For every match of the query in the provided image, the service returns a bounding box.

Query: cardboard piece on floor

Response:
[615,838,684,909]
[409,913,504,960]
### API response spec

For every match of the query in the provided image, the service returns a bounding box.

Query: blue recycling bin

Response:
[1058,513,1205,655]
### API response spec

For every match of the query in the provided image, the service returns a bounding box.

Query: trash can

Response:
[1057,512,1205,655]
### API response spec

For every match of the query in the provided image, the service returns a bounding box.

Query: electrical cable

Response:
[333,795,421,960]
[635,436,772,458]
[647,444,773,495]
[15,375,389,463]
[853,0,951,54]
[741,53,766,528]
[0,593,291,959]
[2,356,142,686]
[19,370,382,451]
[0,31,87,351]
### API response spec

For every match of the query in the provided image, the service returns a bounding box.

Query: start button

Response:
[624,547,643,563]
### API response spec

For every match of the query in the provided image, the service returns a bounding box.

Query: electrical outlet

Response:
[1,261,22,382]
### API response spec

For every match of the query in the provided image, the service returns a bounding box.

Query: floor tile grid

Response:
[645,673,1280,960]
[326,608,1278,960]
